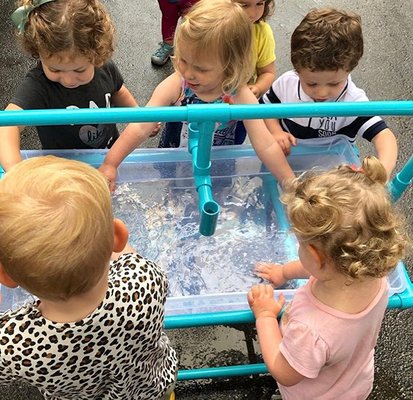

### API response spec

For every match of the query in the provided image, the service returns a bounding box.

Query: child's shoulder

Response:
[24,62,46,80]
[0,300,40,333]
[252,20,274,39]
[272,70,299,91]
[277,70,298,81]
[110,253,166,280]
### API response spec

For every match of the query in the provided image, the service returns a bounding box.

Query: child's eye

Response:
[329,83,340,87]
[307,83,317,87]
[75,70,86,74]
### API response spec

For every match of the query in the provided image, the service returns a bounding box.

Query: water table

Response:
[0,101,412,381]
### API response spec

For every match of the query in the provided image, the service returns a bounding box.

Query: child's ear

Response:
[0,263,18,288]
[308,244,327,269]
[113,219,129,253]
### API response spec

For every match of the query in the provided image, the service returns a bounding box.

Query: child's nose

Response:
[183,66,195,80]
[61,73,77,87]
[316,86,329,99]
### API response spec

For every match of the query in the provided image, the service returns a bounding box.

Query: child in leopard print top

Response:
[0,156,177,400]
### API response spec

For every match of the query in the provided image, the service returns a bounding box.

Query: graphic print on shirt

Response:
[317,117,338,137]
[69,95,112,148]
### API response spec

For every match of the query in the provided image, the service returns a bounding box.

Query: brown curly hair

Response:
[15,0,115,66]
[282,156,408,281]
[258,0,274,22]
[291,8,363,72]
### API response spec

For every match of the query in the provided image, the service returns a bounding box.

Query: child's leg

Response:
[179,0,198,16]
[152,0,180,65]
[158,0,180,44]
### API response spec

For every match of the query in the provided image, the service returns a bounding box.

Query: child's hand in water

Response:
[248,284,285,319]
[255,262,287,288]
[98,163,117,192]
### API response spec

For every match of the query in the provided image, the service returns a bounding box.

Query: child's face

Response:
[40,51,95,89]
[237,0,266,23]
[297,68,350,102]
[176,43,225,100]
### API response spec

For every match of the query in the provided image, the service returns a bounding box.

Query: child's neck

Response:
[312,269,383,314]
[37,268,109,323]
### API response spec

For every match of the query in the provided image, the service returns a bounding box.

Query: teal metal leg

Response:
[389,155,413,201]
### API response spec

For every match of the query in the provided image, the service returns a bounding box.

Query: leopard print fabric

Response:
[0,253,177,399]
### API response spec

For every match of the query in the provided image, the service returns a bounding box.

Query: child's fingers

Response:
[288,134,297,146]
[277,292,286,308]
[255,262,274,272]
[264,284,274,297]
[255,272,270,281]
[255,263,271,280]
[281,135,292,152]
[149,122,161,137]
[247,289,255,306]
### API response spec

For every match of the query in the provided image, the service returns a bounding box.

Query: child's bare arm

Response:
[249,62,276,98]
[0,104,24,171]
[371,128,398,180]
[248,285,305,386]
[112,84,161,136]
[111,84,139,107]
[99,73,182,190]
[235,86,295,185]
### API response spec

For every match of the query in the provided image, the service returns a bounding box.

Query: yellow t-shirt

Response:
[250,21,276,83]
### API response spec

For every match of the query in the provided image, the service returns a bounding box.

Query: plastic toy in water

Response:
[188,121,220,236]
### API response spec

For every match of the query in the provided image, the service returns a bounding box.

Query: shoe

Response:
[151,42,174,66]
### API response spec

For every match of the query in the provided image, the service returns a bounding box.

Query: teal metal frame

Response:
[1,101,412,380]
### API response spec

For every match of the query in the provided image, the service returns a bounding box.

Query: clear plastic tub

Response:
[0,138,409,315]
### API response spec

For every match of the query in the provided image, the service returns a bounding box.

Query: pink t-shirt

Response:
[278,276,388,400]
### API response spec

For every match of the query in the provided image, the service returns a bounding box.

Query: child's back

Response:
[0,156,176,399]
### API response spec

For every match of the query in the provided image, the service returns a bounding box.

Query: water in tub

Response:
[0,174,299,313]
[112,174,299,298]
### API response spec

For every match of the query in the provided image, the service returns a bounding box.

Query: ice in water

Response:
[112,174,299,298]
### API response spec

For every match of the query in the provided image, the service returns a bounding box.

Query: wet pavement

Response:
[0,0,412,399]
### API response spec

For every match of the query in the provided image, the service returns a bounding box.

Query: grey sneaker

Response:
[151,42,174,66]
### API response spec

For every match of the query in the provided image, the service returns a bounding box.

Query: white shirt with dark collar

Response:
[260,70,387,143]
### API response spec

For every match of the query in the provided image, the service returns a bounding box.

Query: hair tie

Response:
[11,0,56,33]
[350,164,364,173]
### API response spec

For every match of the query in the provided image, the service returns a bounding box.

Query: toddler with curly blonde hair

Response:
[249,156,408,399]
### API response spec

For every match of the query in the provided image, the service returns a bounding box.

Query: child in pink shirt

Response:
[248,156,407,400]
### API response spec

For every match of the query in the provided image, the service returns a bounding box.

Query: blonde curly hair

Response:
[282,156,408,280]
[15,0,115,66]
